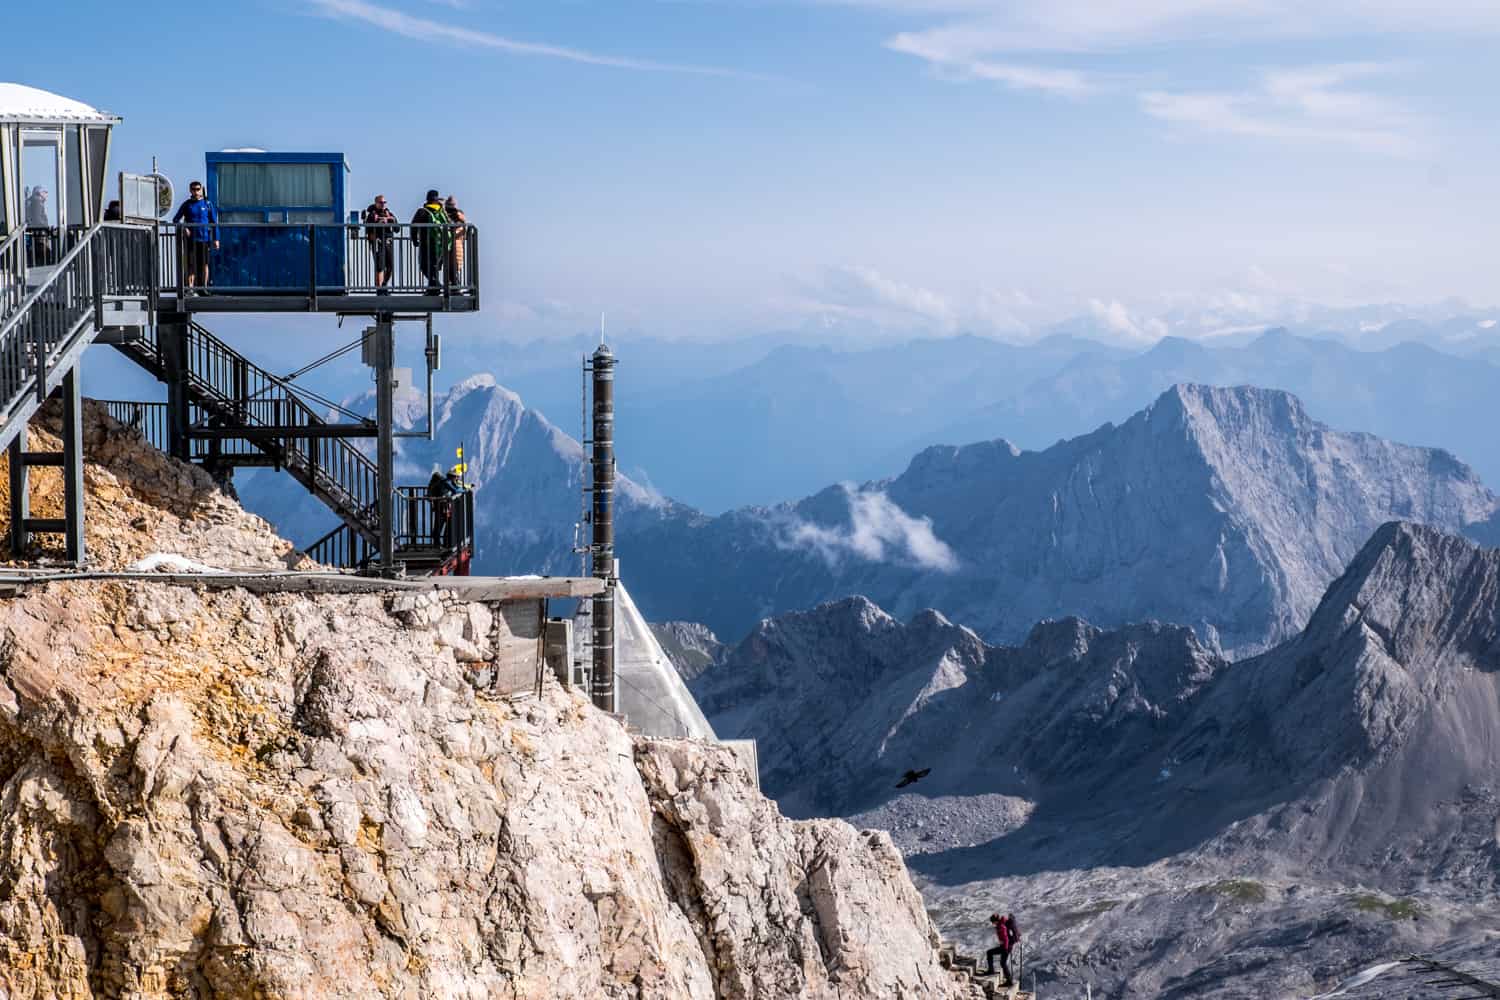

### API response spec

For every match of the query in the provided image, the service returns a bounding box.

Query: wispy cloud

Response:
[311,0,760,78]
[780,485,960,573]
[1140,62,1425,155]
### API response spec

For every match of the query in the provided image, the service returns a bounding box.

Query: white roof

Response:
[0,83,119,125]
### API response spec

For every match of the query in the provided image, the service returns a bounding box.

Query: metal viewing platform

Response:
[0,82,481,575]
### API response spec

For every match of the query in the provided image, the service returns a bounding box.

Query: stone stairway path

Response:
[938,942,1034,1000]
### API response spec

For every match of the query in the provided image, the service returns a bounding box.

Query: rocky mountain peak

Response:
[1298,520,1500,671]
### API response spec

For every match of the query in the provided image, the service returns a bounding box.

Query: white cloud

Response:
[1088,299,1169,343]
[780,485,960,573]
[797,265,957,329]
[836,1,1478,154]
[1139,61,1424,155]
[311,0,757,77]
[840,1,1500,55]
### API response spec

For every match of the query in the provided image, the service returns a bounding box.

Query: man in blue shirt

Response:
[172,181,220,290]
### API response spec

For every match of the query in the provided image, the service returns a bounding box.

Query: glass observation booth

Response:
[204,150,349,292]
[0,82,118,281]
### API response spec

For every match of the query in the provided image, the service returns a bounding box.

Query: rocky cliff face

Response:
[693,596,1223,819]
[630,384,1498,656]
[696,523,1500,997]
[648,622,726,682]
[0,408,973,1000]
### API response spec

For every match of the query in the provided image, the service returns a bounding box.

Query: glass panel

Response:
[217,162,333,207]
[221,210,267,224]
[86,126,110,220]
[20,135,61,227]
[65,126,85,226]
[0,128,10,234]
[287,210,335,224]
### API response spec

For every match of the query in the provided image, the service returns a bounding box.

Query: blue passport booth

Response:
[204,151,348,292]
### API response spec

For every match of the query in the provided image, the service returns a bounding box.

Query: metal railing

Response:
[101,399,169,449]
[305,520,377,570]
[154,222,478,300]
[395,486,475,555]
[179,321,380,529]
[0,224,106,425]
[23,226,59,267]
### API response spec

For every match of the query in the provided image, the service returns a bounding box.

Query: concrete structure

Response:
[613,581,716,740]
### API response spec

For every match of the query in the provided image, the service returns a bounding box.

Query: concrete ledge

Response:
[0,569,604,601]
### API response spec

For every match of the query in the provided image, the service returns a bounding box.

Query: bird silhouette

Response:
[895,768,931,789]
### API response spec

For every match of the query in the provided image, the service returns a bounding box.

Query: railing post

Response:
[8,436,28,558]
[91,231,105,329]
[61,365,86,565]
[32,291,46,404]
[160,317,191,461]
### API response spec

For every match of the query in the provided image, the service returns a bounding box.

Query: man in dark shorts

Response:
[172,181,219,290]
[362,194,398,291]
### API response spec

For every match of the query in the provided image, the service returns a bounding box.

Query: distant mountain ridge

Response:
[625,382,1499,656]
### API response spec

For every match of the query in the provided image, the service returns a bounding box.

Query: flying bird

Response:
[895,768,931,789]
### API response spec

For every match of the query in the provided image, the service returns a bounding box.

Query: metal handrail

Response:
[181,321,381,532]
[0,227,27,323]
[0,223,105,419]
[154,221,478,298]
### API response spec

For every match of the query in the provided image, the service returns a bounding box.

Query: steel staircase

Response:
[108,320,382,554]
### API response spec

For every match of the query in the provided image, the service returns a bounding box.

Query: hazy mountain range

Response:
[449,319,1500,513]
[621,382,1498,656]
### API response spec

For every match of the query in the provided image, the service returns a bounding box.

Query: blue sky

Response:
[19,0,1500,343]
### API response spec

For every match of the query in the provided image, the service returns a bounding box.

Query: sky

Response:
[16,0,1500,344]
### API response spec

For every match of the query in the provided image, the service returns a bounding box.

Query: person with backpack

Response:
[411,189,451,293]
[427,467,456,546]
[984,912,1020,986]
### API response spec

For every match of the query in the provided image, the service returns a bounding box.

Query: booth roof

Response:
[0,82,119,125]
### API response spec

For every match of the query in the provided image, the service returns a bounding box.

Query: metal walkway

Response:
[1,218,478,574]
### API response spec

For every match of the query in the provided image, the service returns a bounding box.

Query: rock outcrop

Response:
[1,401,305,570]
[0,404,969,999]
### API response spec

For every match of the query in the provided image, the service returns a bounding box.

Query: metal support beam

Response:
[373,318,396,574]
[61,367,85,565]
[8,437,28,558]
[160,316,191,462]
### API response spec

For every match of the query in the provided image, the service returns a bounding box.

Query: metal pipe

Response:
[589,342,617,712]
